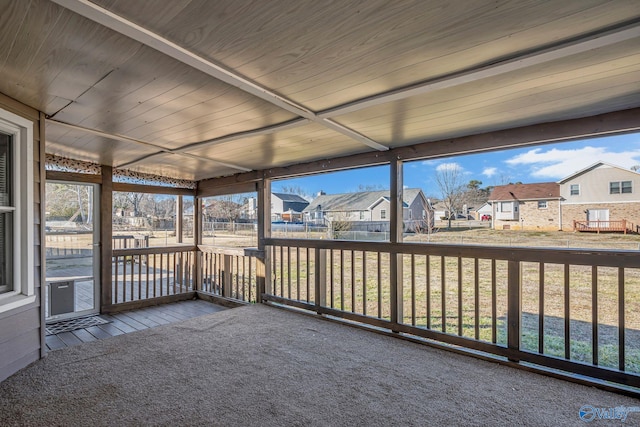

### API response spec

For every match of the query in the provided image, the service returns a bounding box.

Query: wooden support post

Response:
[100,165,113,312]
[257,179,271,302]
[390,159,404,328]
[223,254,232,298]
[314,248,327,312]
[194,191,202,291]
[176,195,183,244]
[507,259,521,361]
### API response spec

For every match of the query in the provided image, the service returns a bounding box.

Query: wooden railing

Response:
[263,237,640,390]
[112,245,196,305]
[110,245,264,309]
[199,246,262,303]
[573,220,634,234]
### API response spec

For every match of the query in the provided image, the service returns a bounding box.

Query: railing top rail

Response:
[263,237,640,268]
[198,245,264,259]
[113,245,197,256]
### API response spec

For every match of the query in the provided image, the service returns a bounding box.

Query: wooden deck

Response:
[45,300,228,351]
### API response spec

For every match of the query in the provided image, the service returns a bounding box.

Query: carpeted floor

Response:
[0,304,638,426]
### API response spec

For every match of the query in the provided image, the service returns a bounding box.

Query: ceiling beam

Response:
[52,0,389,152]
[318,20,640,118]
[174,118,310,154]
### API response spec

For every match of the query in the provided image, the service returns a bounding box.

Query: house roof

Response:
[488,183,560,201]
[303,188,425,213]
[557,161,640,183]
[272,193,310,204]
[1,2,638,181]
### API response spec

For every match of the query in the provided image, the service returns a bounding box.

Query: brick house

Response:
[488,183,561,231]
[558,162,640,232]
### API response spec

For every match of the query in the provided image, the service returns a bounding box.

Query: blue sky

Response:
[272,132,640,200]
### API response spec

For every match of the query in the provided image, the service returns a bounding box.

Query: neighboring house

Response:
[558,162,640,231]
[488,182,561,231]
[271,193,310,223]
[303,188,434,232]
[471,202,493,220]
[431,201,452,220]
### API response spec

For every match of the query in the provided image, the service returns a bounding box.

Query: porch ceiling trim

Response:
[51,0,389,152]
[318,19,640,118]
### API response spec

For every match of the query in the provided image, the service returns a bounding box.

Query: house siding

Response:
[0,93,43,383]
[560,165,640,203]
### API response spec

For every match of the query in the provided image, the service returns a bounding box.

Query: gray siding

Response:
[0,93,43,383]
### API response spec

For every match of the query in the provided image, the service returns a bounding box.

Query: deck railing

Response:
[110,245,264,309]
[199,246,262,303]
[573,220,634,234]
[112,245,196,305]
[263,237,640,390]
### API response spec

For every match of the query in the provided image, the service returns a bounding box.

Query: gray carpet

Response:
[0,304,638,426]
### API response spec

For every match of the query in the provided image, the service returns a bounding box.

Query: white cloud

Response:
[505,146,640,179]
[435,162,463,172]
[482,167,497,177]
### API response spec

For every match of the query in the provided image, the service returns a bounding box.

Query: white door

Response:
[587,209,609,227]
[45,182,100,321]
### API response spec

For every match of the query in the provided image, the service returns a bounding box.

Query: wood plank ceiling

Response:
[0,0,638,181]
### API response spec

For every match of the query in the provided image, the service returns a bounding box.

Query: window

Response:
[570,184,579,195]
[537,200,547,209]
[380,209,387,219]
[500,202,512,212]
[0,108,34,313]
[610,181,632,194]
[422,210,426,219]
[359,211,364,220]
[409,210,412,219]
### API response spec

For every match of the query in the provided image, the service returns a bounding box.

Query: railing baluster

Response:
[426,255,431,329]
[138,253,142,300]
[592,265,598,366]
[351,250,355,313]
[619,267,625,371]
[441,255,446,333]
[539,263,545,354]
[340,250,345,311]
[377,252,382,319]
[330,249,335,309]
[287,247,291,299]
[474,258,479,340]
[564,263,570,359]
[411,253,416,326]
[280,245,284,297]
[306,247,310,303]
[153,253,157,298]
[491,259,496,344]
[248,255,252,302]
[130,254,135,302]
[114,254,119,304]
[458,256,462,337]
[362,251,367,316]
[296,247,300,301]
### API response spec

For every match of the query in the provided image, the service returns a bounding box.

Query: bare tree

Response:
[434,163,466,229]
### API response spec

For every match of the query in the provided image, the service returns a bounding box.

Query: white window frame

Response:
[380,209,387,219]
[570,184,579,196]
[0,107,35,313]
[610,181,621,194]
[537,200,548,209]
[622,181,632,194]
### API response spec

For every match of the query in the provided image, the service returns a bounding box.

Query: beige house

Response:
[558,162,640,232]
[488,183,561,231]
[303,188,434,232]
